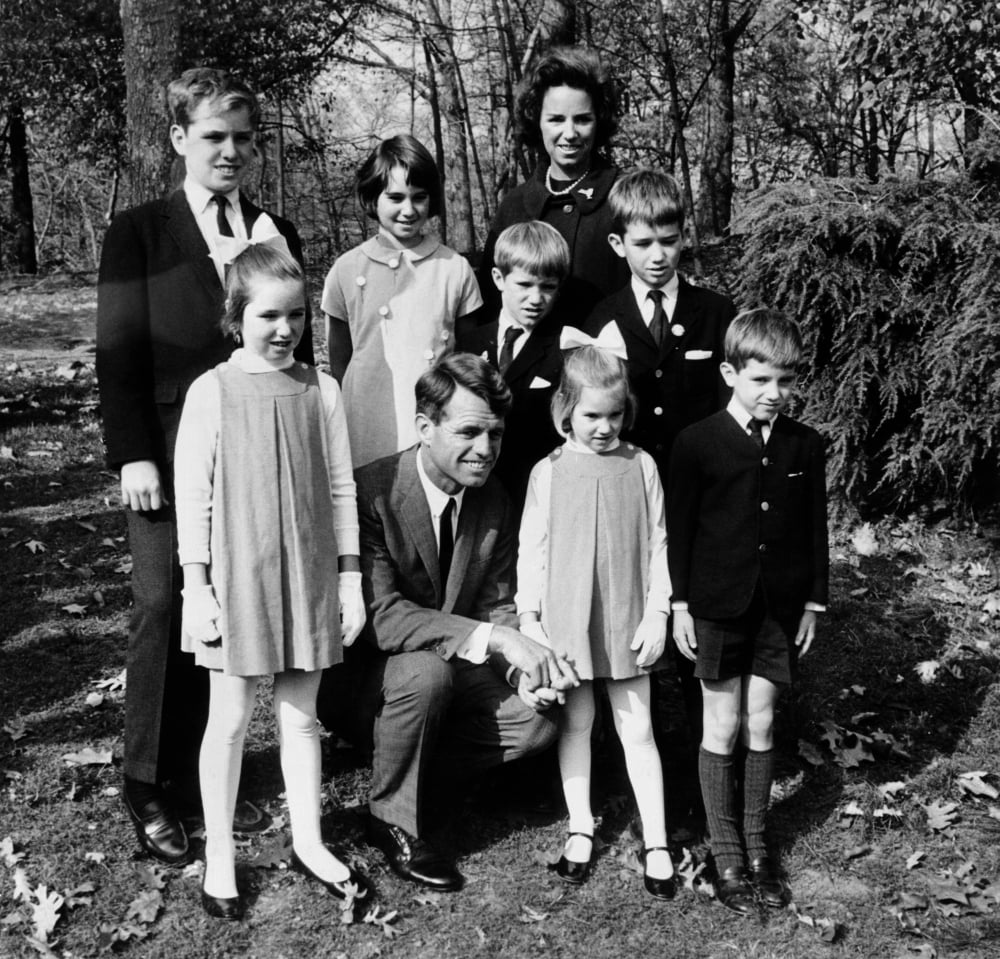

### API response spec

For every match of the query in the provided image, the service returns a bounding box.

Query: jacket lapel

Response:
[505,325,553,383]
[163,190,222,299]
[395,450,444,605]
[607,289,658,366]
[667,278,705,357]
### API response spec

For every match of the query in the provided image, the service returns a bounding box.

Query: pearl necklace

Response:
[545,166,591,196]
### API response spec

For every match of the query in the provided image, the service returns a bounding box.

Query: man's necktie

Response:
[439,497,455,587]
[748,418,766,451]
[498,326,524,374]
[212,194,234,237]
[648,289,666,349]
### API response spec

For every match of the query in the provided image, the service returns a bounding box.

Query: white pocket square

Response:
[787,472,804,478]
[529,377,551,389]
[684,350,713,360]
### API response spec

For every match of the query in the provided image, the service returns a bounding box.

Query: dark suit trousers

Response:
[365,651,558,836]
[124,504,208,784]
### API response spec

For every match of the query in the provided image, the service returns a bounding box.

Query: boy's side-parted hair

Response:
[167,68,260,130]
[609,169,686,233]
[724,308,805,371]
[515,46,619,154]
[221,244,304,338]
[357,134,442,219]
[551,344,637,437]
[494,221,571,280]
[417,353,513,424]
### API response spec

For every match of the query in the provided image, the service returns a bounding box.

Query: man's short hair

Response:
[609,168,685,233]
[416,353,513,423]
[724,308,805,371]
[167,67,260,129]
[493,221,571,280]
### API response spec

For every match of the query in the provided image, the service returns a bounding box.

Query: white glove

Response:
[181,584,222,644]
[338,572,366,647]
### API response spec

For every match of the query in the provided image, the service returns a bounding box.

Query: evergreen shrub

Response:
[734,176,1000,515]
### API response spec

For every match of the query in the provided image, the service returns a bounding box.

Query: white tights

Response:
[558,676,673,879]
[200,669,349,899]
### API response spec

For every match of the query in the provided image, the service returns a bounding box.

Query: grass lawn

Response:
[2,274,1000,958]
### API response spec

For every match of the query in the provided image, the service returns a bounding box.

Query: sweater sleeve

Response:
[641,451,671,614]
[514,456,552,616]
[174,371,220,567]
[317,370,359,556]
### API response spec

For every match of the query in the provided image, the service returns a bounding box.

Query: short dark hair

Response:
[724,308,805,371]
[515,46,619,154]
[551,344,636,436]
[609,169,686,233]
[357,134,442,219]
[416,353,513,424]
[221,244,304,338]
[493,221,571,280]
[167,67,260,130]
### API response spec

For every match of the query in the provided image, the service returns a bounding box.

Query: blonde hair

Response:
[551,345,636,437]
[724,308,804,371]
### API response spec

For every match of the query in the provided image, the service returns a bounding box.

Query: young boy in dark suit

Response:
[667,309,828,915]
[457,221,570,513]
[96,67,312,864]
[583,169,735,478]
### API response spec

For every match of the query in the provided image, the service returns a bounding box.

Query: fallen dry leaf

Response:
[924,800,959,832]
[957,771,999,800]
[30,885,64,942]
[906,851,925,870]
[61,747,112,766]
[851,523,879,556]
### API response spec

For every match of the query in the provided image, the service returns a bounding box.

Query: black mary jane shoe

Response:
[201,887,244,921]
[551,832,593,885]
[749,856,789,908]
[290,850,370,901]
[641,847,677,900]
[716,865,757,916]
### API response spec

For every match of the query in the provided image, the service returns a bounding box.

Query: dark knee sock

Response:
[698,747,743,874]
[742,748,774,862]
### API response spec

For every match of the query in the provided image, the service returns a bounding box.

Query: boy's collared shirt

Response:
[496,310,532,364]
[183,177,247,246]
[631,273,679,327]
[415,447,491,663]
[670,397,826,615]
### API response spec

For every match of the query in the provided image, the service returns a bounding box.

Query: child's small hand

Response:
[631,611,668,668]
[517,673,563,711]
[181,584,221,644]
[672,609,698,662]
[795,610,818,657]
[338,572,366,647]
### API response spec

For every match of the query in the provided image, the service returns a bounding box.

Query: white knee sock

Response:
[558,683,596,857]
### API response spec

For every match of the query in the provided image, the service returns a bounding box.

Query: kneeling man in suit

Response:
[342,353,577,891]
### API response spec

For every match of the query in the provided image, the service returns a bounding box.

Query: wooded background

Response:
[3,0,998,272]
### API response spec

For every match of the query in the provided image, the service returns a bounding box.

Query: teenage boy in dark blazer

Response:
[667,309,828,916]
[96,67,312,864]
[582,169,735,479]
[456,221,570,514]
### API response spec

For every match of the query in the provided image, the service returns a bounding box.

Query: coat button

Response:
[378,305,389,316]
[653,406,663,415]
[761,501,770,511]
[762,456,769,466]
[759,543,767,553]
[563,203,574,214]
[654,369,663,378]
[356,276,366,287]
[389,257,400,269]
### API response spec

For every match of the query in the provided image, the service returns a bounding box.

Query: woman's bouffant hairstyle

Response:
[356,134,442,220]
[515,46,619,154]
[551,344,637,437]
[221,244,304,338]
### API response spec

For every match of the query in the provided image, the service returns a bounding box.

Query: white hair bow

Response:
[209,215,292,270]
[559,322,628,360]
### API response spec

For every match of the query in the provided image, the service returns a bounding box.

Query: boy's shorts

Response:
[693,588,797,685]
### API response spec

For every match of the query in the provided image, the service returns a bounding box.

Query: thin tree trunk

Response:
[423,36,449,245]
[9,99,38,274]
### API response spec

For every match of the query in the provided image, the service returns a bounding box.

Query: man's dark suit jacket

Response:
[583,278,735,477]
[96,189,313,471]
[455,317,563,512]
[356,446,519,658]
[667,411,829,622]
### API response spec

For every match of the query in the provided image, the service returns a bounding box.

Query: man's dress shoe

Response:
[366,816,463,891]
[716,865,757,915]
[749,856,789,908]
[123,779,189,865]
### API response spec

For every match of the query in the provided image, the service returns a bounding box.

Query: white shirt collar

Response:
[631,272,679,306]
[726,396,777,439]
[497,310,532,351]
[228,348,296,373]
[564,435,621,455]
[183,177,239,216]
[416,448,466,524]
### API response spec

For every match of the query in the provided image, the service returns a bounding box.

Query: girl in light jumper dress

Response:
[516,330,676,899]
[175,244,368,919]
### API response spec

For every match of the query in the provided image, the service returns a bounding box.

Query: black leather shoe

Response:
[749,856,789,908]
[233,799,272,834]
[641,847,677,900]
[366,816,463,891]
[123,779,190,865]
[716,866,756,915]
[201,888,244,921]
[551,832,592,885]
[290,850,370,901]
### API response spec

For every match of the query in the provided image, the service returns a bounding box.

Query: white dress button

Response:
[389,258,400,269]
[356,276,366,287]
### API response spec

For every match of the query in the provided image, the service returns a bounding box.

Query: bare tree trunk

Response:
[423,36,449,245]
[9,99,38,273]
[119,0,185,205]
